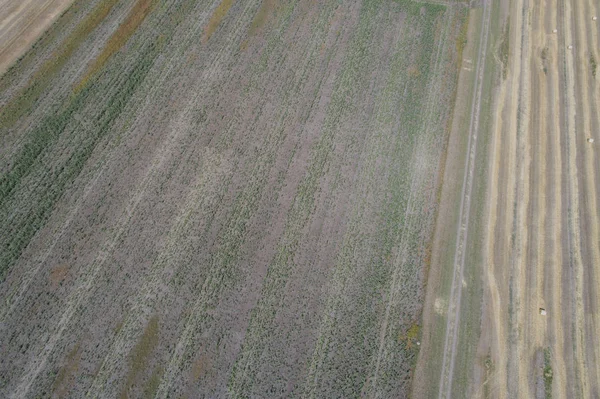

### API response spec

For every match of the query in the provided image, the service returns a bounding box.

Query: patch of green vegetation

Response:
[399,323,421,352]
[406,323,420,340]
[543,347,553,398]
[498,17,510,79]
[590,54,597,78]
[143,365,164,399]
[120,316,160,399]
[0,40,159,281]
[0,0,203,282]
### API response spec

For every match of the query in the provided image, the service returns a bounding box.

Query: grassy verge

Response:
[450,0,503,396]
[416,6,479,397]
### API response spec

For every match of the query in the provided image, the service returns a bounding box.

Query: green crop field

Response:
[0,0,466,397]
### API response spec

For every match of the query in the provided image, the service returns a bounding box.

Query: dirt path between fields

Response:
[437,1,492,397]
[0,0,75,75]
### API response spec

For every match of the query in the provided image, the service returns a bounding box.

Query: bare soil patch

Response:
[0,0,75,75]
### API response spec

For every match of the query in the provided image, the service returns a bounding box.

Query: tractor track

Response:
[437,0,492,397]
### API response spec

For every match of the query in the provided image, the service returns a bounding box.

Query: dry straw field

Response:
[416,0,600,398]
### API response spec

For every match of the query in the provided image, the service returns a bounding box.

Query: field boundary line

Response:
[437,0,491,397]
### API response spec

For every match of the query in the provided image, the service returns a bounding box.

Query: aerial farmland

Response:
[4,0,598,398]
[0,0,466,397]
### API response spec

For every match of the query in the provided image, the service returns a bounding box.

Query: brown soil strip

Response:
[76,0,158,92]
[202,0,235,43]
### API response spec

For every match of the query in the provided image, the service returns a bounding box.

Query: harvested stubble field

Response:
[0,0,466,397]
[416,0,600,398]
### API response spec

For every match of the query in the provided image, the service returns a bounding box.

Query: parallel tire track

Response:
[437,0,491,397]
